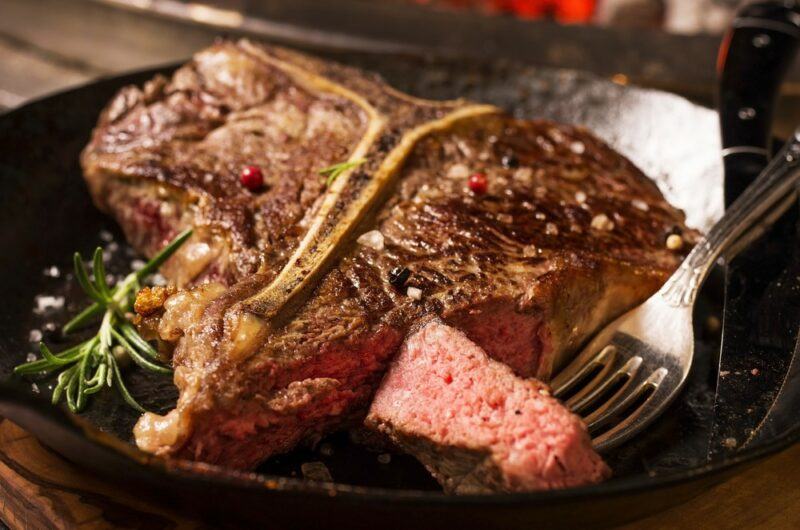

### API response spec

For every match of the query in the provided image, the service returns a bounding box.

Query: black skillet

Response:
[0,8,799,530]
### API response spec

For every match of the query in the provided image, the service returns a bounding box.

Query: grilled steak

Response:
[367,320,611,492]
[81,40,694,483]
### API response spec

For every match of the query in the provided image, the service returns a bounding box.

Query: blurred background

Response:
[1,0,798,131]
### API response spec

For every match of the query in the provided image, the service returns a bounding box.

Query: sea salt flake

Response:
[496,213,513,224]
[31,383,40,394]
[43,266,61,278]
[574,191,587,203]
[590,214,614,232]
[33,295,65,315]
[535,212,546,221]
[159,202,176,217]
[570,141,585,154]
[545,223,559,236]
[357,230,385,251]
[130,259,147,272]
[722,437,738,449]
[99,230,114,242]
[28,329,42,343]
[26,353,37,362]
[632,199,650,211]
[407,287,423,300]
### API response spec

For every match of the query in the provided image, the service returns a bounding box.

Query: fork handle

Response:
[661,130,800,307]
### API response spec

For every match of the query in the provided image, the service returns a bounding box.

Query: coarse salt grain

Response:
[131,259,146,272]
[357,230,385,251]
[535,212,546,221]
[28,329,42,343]
[26,353,37,362]
[590,214,614,231]
[545,223,559,236]
[575,191,587,203]
[539,388,551,396]
[497,213,513,224]
[159,202,176,217]
[570,141,585,154]
[722,437,738,449]
[33,295,65,314]
[632,199,649,211]
[407,286,423,300]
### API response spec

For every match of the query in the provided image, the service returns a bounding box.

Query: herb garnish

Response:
[319,159,366,187]
[14,229,192,413]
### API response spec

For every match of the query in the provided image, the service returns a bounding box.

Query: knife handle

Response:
[718,0,800,205]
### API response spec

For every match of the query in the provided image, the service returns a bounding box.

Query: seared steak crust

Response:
[83,40,694,473]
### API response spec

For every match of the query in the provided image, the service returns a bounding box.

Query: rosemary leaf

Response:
[62,302,103,334]
[73,252,105,304]
[319,158,366,187]
[15,229,192,413]
[110,328,171,375]
[92,247,112,299]
[119,322,159,360]
[134,229,193,280]
[110,356,145,413]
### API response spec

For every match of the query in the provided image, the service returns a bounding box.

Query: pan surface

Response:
[0,47,795,529]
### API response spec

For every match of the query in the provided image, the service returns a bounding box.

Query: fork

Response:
[551,128,800,452]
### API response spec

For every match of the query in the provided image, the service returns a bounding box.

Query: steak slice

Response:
[367,320,611,493]
[83,40,695,474]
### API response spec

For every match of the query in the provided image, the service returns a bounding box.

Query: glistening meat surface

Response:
[81,40,694,483]
[367,320,611,493]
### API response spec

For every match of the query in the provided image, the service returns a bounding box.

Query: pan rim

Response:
[0,57,794,506]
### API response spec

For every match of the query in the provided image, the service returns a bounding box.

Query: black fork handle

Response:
[718,0,800,205]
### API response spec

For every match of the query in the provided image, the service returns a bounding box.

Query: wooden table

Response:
[0,417,798,529]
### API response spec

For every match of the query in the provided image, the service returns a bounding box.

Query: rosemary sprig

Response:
[14,229,192,413]
[319,159,366,187]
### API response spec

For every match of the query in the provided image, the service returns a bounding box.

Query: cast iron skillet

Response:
[1,7,799,530]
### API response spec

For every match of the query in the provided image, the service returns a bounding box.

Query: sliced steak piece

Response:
[367,320,610,493]
[84,41,695,473]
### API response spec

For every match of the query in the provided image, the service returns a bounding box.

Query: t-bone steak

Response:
[80,40,694,488]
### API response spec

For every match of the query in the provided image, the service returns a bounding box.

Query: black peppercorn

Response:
[388,267,411,290]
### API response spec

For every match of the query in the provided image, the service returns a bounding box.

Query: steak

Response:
[367,320,610,493]
[81,40,694,483]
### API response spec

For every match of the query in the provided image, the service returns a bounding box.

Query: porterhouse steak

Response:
[81,40,693,487]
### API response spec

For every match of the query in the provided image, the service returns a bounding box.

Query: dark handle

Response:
[718,1,800,205]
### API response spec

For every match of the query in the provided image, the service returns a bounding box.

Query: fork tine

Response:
[569,356,642,413]
[552,345,617,399]
[590,367,670,451]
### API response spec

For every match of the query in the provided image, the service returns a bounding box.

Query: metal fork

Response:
[551,128,800,453]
